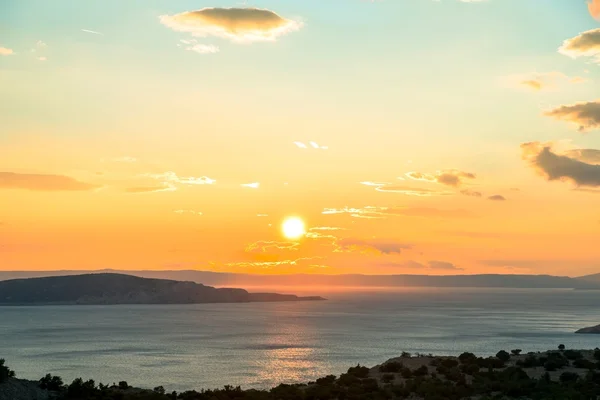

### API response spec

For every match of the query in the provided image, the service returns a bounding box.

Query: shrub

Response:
[153,385,166,394]
[564,350,583,360]
[496,350,510,362]
[441,358,459,369]
[315,374,336,385]
[559,372,579,383]
[0,359,15,383]
[39,374,64,391]
[401,368,413,379]
[511,349,522,356]
[379,361,403,373]
[401,351,412,358]
[413,365,429,377]
[347,364,369,378]
[382,373,395,383]
[573,358,596,370]
[459,352,477,364]
[558,344,565,351]
[594,348,600,361]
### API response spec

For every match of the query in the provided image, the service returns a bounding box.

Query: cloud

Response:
[310,226,346,231]
[125,184,176,193]
[386,207,475,218]
[245,241,299,252]
[460,189,483,197]
[559,28,600,63]
[225,257,322,269]
[564,149,600,164]
[379,260,464,271]
[405,169,476,187]
[487,195,506,201]
[159,7,302,43]
[360,182,454,196]
[81,29,103,35]
[241,182,260,189]
[0,47,13,56]
[508,72,586,91]
[336,238,412,255]
[37,56,47,61]
[522,142,600,187]
[322,206,473,219]
[0,172,99,191]
[544,100,600,132]
[591,0,600,19]
[177,39,219,54]
[174,209,202,215]
[294,141,328,150]
[147,171,216,185]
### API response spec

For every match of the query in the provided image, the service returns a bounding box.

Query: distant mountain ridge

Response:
[0,273,325,305]
[0,270,599,290]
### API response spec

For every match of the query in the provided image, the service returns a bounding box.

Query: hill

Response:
[0,273,324,305]
[1,270,599,290]
[578,273,600,283]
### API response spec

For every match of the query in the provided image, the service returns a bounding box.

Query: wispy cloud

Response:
[522,142,600,187]
[360,181,454,196]
[160,7,302,44]
[405,169,476,187]
[379,260,464,271]
[81,29,103,35]
[336,238,412,255]
[487,195,507,201]
[0,172,99,191]
[559,28,600,63]
[245,241,299,252]
[0,47,13,56]
[174,209,202,215]
[294,141,328,150]
[506,71,586,91]
[544,100,600,132]
[147,171,216,185]
[241,182,260,189]
[225,257,322,269]
[125,184,176,193]
[564,148,600,164]
[177,39,219,54]
[322,206,473,219]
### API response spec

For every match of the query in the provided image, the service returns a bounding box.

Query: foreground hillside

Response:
[2,347,600,399]
[0,273,324,305]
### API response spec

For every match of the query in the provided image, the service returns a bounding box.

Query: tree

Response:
[0,359,15,383]
[496,350,511,362]
[118,380,129,390]
[511,349,522,356]
[558,344,565,351]
[39,374,64,391]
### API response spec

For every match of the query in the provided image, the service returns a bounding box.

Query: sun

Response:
[282,217,306,240]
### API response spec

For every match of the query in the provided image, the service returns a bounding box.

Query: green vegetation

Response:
[2,348,600,399]
[0,359,15,383]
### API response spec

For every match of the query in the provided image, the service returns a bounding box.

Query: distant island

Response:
[2,346,600,399]
[0,274,325,305]
[1,270,600,290]
[576,324,600,334]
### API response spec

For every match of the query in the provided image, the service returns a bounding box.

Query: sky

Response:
[1,0,599,277]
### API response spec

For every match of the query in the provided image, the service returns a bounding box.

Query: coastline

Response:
[3,348,600,399]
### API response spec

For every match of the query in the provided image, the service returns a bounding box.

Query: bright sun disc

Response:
[282,217,306,240]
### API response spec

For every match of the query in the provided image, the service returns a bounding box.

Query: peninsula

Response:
[0,273,325,305]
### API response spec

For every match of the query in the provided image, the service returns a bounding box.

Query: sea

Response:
[1,287,599,392]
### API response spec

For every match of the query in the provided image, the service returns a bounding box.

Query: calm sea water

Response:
[1,288,599,392]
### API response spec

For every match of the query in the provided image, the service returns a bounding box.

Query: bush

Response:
[558,344,565,351]
[459,352,477,364]
[315,374,336,385]
[413,365,429,377]
[39,374,64,391]
[153,385,166,394]
[573,358,596,370]
[559,372,579,383]
[496,350,510,362]
[118,380,129,390]
[511,349,522,355]
[346,364,369,378]
[381,373,395,383]
[0,359,15,383]
[594,348,600,361]
[564,350,583,360]
[379,361,403,373]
